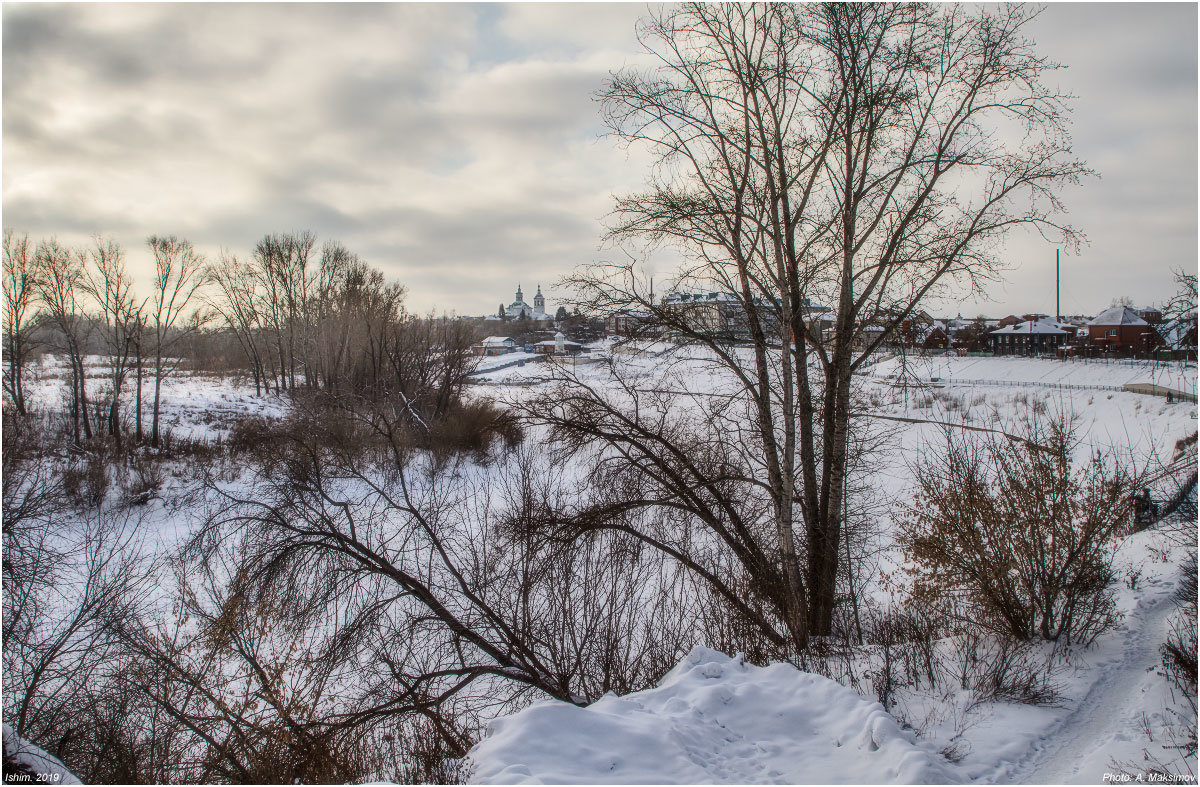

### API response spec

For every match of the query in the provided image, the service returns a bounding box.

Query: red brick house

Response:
[1085,306,1163,355]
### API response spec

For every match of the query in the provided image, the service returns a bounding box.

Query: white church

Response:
[503,283,551,321]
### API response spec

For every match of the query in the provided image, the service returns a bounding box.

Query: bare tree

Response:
[546,3,1086,649]
[208,251,270,395]
[35,239,94,444]
[3,231,41,416]
[253,232,316,392]
[146,235,207,447]
[82,237,141,444]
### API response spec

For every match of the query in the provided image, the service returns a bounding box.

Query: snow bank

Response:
[2,724,81,784]
[468,647,956,784]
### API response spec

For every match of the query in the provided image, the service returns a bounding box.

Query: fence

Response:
[862,374,1198,402]
[468,355,546,377]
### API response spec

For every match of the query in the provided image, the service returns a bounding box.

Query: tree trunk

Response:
[151,353,163,448]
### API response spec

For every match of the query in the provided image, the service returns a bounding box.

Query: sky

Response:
[3,3,1196,319]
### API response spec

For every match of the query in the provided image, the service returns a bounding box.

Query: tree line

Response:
[3,229,482,446]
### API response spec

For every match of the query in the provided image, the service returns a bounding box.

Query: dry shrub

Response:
[429,399,523,460]
[225,414,280,456]
[62,451,109,508]
[948,629,1063,707]
[900,409,1134,645]
[1163,553,1198,708]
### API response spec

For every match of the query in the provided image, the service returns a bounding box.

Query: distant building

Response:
[605,308,658,337]
[533,332,584,355]
[505,284,551,321]
[1085,305,1163,355]
[1136,306,1164,325]
[477,336,518,356]
[661,291,831,342]
[989,318,1069,355]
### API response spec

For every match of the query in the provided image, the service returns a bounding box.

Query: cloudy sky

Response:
[3,3,1196,318]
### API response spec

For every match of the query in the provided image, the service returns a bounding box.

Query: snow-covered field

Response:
[12,349,1198,784]
[867,354,1197,397]
[21,354,289,442]
[464,347,1197,785]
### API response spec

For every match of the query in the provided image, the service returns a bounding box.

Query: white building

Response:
[505,284,551,321]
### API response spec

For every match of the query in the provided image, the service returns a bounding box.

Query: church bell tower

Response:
[534,284,545,315]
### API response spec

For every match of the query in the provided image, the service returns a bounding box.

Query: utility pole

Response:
[1056,248,1061,322]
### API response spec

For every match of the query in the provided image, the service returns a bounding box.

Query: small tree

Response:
[900,410,1135,645]
[82,237,140,444]
[2,231,40,416]
[146,235,207,447]
[35,239,93,443]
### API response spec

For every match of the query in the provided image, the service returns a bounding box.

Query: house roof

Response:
[481,336,516,345]
[990,318,1067,336]
[1088,306,1149,327]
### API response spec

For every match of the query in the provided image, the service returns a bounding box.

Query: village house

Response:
[476,336,518,356]
[1083,305,1163,356]
[532,332,584,355]
[989,317,1070,355]
[605,308,657,338]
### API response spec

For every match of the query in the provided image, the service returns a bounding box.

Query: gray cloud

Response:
[3,3,1195,317]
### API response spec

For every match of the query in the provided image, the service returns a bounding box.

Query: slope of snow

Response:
[2,724,82,785]
[868,355,1197,394]
[468,647,957,785]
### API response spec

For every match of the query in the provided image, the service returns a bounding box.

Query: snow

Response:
[15,348,1197,784]
[2,724,82,784]
[469,647,957,785]
[866,354,1196,394]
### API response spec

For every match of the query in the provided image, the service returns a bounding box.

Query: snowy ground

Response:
[470,647,957,785]
[866,354,1197,397]
[13,350,1197,784]
[465,347,1198,785]
[21,354,289,442]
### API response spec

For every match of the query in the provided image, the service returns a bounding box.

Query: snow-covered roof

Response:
[481,336,517,346]
[662,291,741,305]
[1088,306,1149,327]
[533,339,583,348]
[1161,316,1198,349]
[990,318,1067,336]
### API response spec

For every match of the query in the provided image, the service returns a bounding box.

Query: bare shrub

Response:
[948,629,1063,707]
[62,451,109,509]
[428,398,523,460]
[900,409,1134,645]
[153,397,690,782]
[1162,555,1197,737]
[225,413,280,457]
[121,451,163,506]
[860,607,941,712]
[3,503,149,770]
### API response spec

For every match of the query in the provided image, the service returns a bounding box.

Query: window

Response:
[1108,329,1117,337]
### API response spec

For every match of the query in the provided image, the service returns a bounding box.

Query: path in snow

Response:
[999,585,1178,784]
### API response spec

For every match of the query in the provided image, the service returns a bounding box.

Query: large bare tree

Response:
[544,3,1087,650]
[35,239,95,444]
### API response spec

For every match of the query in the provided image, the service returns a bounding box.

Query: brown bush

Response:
[900,410,1134,645]
[428,399,523,460]
[62,451,109,508]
